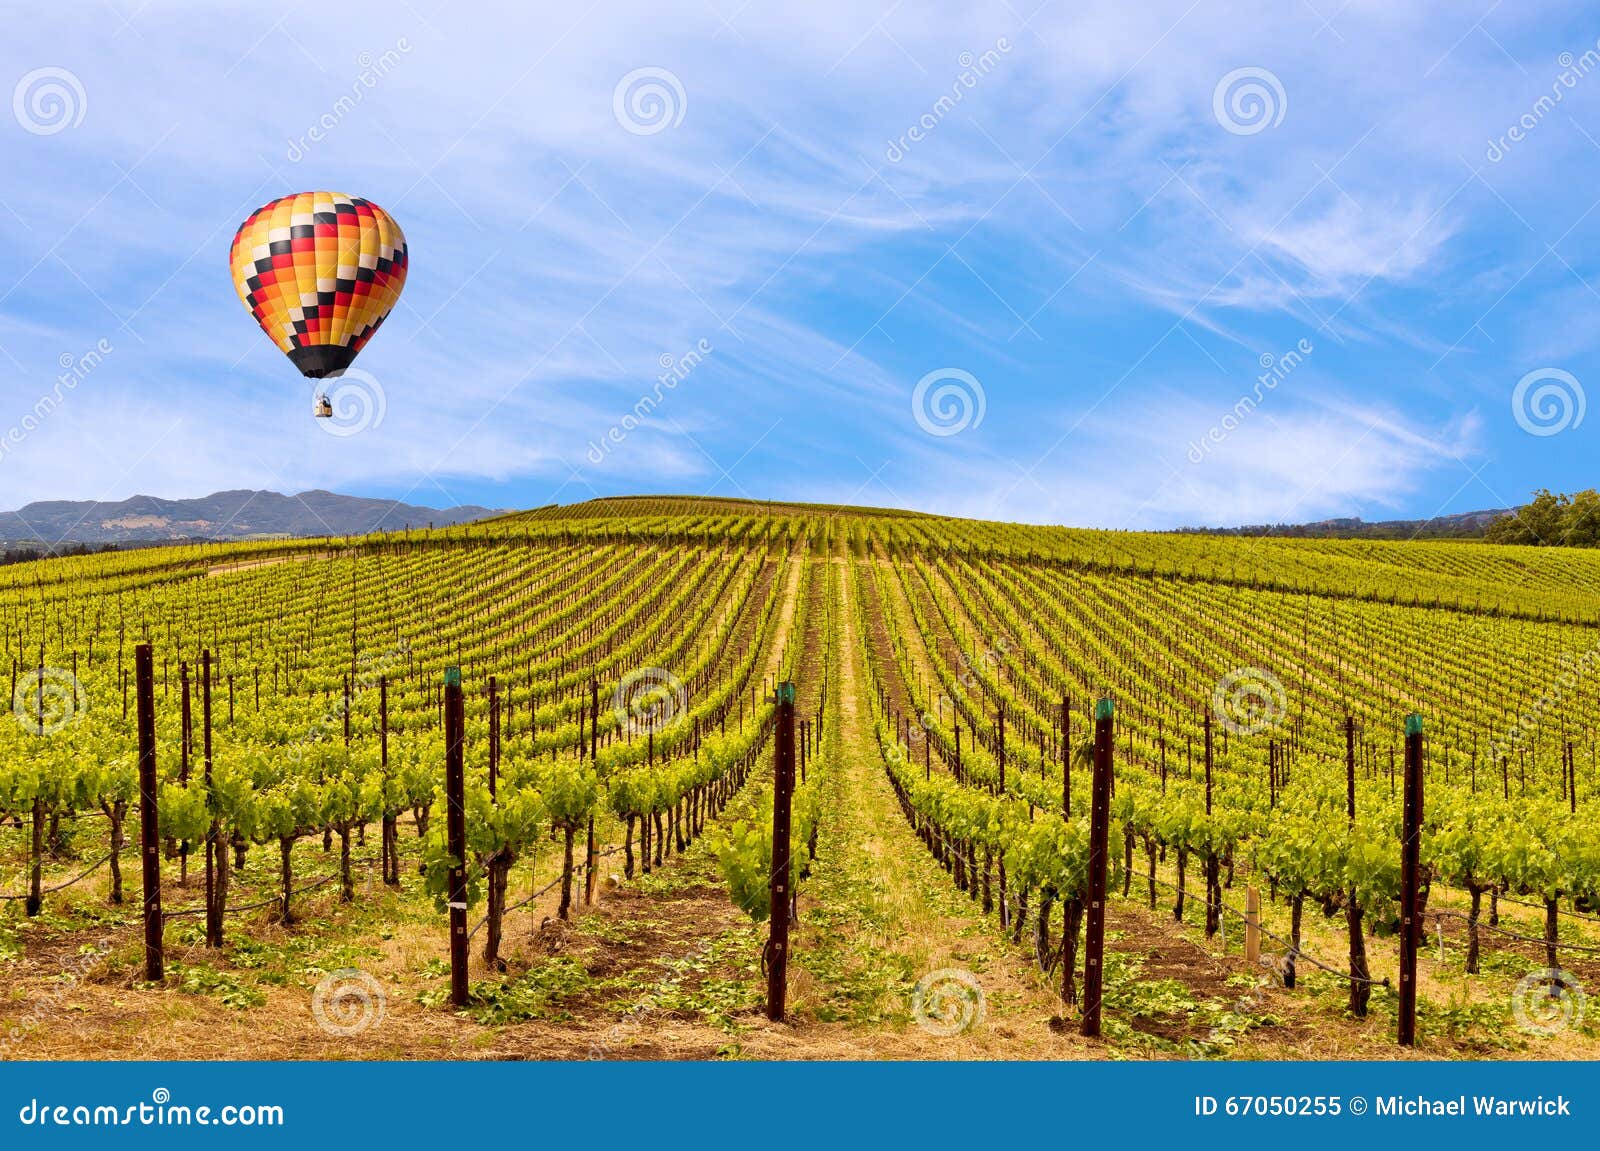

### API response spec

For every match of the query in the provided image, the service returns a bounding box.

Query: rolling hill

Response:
[0,489,505,545]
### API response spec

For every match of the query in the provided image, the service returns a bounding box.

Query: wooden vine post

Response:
[1244,886,1260,964]
[586,675,599,905]
[380,675,396,886]
[766,680,797,1023]
[487,675,499,799]
[26,652,43,916]
[1344,713,1371,1017]
[136,642,163,981]
[203,649,223,948]
[179,660,191,884]
[1060,695,1071,816]
[444,666,469,1008]
[1081,696,1115,1038]
[1398,713,1424,1047]
[997,703,1008,929]
[1203,709,1218,938]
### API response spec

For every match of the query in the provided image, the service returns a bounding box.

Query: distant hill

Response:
[526,496,1517,538]
[523,495,936,520]
[1178,508,1512,540]
[0,489,506,546]
[0,487,1526,549]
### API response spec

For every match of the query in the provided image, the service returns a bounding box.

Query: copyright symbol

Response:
[1350,1096,1367,1116]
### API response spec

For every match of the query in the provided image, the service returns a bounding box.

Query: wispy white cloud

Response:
[1253,197,1459,288]
[887,387,1484,530]
[0,0,1590,522]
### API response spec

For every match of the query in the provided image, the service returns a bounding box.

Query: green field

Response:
[2,497,1596,1060]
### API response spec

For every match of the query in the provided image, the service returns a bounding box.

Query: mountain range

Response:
[1177,508,1511,539]
[0,488,1517,550]
[0,489,505,546]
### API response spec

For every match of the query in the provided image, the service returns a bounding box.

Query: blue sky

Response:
[1,1,1598,529]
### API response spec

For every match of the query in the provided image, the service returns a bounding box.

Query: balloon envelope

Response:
[229,191,408,378]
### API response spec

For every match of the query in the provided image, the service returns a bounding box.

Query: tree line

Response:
[1484,490,1600,547]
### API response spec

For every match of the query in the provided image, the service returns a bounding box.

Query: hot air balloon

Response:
[229,192,408,415]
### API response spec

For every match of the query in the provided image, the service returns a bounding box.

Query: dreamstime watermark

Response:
[287,642,409,762]
[0,938,112,1057]
[912,368,985,437]
[587,999,660,1059]
[1187,337,1312,463]
[1213,67,1286,135]
[15,1089,284,1127]
[1489,642,1600,762]
[1211,668,1286,736]
[12,67,86,135]
[883,710,936,771]
[613,67,686,135]
[885,39,1012,162]
[11,668,88,735]
[0,339,114,466]
[1486,43,1600,163]
[587,339,712,464]
[911,967,986,1036]
[311,968,386,1037]
[1511,367,1584,437]
[313,369,386,437]
[613,667,687,737]
[586,937,718,1058]
[953,636,1009,689]
[1512,969,1586,1037]
[1185,968,1276,1057]
[286,39,413,162]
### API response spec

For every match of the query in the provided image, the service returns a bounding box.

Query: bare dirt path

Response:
[746,560,1088,1058]
[205,550,342,577]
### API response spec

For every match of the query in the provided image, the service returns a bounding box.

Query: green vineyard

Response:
[2,495,1597,1059]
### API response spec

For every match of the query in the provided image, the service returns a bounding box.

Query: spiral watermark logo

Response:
[953,637,1009,689]
[1512,368,1584,437]
[13,67,86,135]
[12,668,88,735]
[312,968,386,1036]
[314,369,386,436]
[911,967,986,1036]
[1263,949,1295,984]
[912,368,985,437]
[1512,968,1585,1037]
[1211,668,1286,736]
[613,667,687,736]
[613,67,686,135]
[1212,67,1286,136]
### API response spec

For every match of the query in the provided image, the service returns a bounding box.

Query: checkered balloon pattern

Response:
[229,192,408,378]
